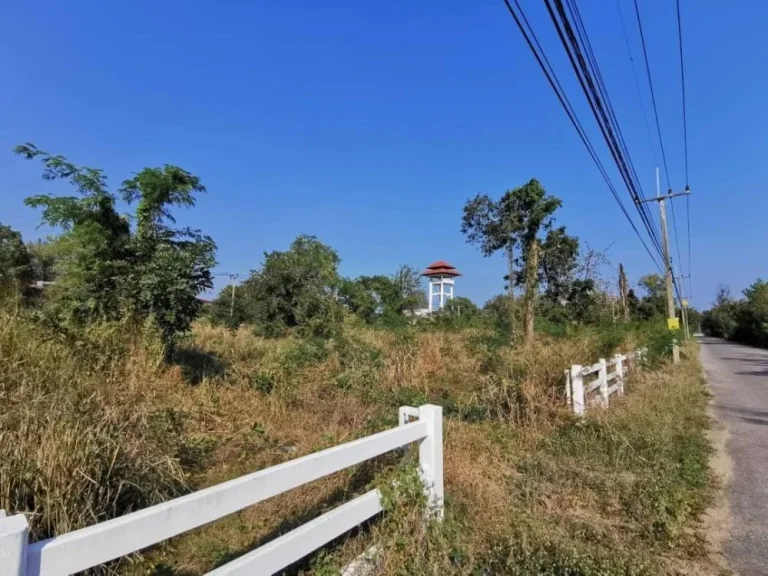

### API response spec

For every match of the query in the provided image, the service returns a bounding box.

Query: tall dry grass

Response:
[0,312,713,574]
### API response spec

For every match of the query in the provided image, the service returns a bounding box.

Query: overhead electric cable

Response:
[500,0,663,272]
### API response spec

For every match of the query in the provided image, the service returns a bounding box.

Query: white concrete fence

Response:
[565,349,646,415]
[0,405,443,576]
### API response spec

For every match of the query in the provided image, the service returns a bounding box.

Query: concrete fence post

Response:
[614,354,625,396]
[418,404,444,520]
[398,406,419,427]
[598,358,609,407]
[0,513,29,576]
[570,364,585,416]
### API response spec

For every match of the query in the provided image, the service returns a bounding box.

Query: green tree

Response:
[17,144,132,322]
[384,265,426,316]
[442,296,478,318]
[339,266,425,323]
[243,235,343,337]
[208,283,253,329]
[733,279,768,346]
[483,294,516,332]
[462,179,561,343]
[27,238,61,282]
[16,144,216,341]
[636,274,667,320]
[539,226,579,304]
[339,276,386,323]
[119,166,216,341]
[0,223,33,306]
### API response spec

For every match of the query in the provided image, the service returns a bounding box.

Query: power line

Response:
[560,0,664,259]
[676,0,689,188]
[614,0,667,281]
[543,0,669,269]
[616,0,658,170]
[500,0,663,272]
[544,0,685,301]
[632,0,672,192]
[630,0,686,302]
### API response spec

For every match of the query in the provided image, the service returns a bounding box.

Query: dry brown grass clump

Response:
[0,314,186,538]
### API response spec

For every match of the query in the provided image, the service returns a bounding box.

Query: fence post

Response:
[570,365,585,416]
[0,513,29,576]
[564,369,572,408]
[614,354,625,396]
[598,358,609,407]
[418,404,444,520]
[398,406,419,427]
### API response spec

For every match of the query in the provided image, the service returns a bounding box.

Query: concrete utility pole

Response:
[638,168,691,364]
[656,176,679,363]
[677,271,692,339]
[229,274,240,318]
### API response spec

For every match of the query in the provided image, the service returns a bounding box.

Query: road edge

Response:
[699,343,733,573]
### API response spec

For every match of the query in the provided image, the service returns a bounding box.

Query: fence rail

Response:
[0,405,443,576]
[565,349,646,415]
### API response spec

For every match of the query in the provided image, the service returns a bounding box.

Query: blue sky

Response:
[1,1,766,309]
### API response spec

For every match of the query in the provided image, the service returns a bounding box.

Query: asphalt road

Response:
[699,337,768,575]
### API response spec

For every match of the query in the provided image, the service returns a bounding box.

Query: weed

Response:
[250,371,275,394]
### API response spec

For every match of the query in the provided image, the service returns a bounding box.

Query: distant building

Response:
[421,260,461,313]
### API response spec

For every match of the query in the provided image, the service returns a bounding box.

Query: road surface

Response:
[699,337,768,575]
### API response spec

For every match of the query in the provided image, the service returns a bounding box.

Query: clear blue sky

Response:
[1,1,765,309]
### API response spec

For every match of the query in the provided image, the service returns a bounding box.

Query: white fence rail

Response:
[0,405,443,576]
[564,349,646,415]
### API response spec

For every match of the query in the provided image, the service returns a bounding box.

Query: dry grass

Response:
[0,313,716,575]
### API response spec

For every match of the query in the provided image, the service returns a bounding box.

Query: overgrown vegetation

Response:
[2,148,713,574]
[702,281,768,347]
[0,310,713,574]
[9,143,216,344]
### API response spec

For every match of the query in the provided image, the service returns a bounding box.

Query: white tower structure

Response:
[422,261,461,313]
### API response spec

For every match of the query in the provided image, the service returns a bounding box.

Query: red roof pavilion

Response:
[422,260,461,278]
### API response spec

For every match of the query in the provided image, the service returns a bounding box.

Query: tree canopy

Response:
[15,144,216,342]
[462,179,562,342]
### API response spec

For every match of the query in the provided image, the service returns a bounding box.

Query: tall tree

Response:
[119,166,216,341]
[462,179,561,342]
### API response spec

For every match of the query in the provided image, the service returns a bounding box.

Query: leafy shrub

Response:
[278,337,329,372]
[250,371,276,394]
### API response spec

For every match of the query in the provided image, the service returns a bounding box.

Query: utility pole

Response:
[229,274,240,319]
[676,271,692,339]
[638,168,691,364]
[656,171,679,363]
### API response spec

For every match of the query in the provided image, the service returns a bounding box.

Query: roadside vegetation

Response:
[0,146,715,574]
[702,281,768,348]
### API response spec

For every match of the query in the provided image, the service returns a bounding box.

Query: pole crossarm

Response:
[635,190,691,204]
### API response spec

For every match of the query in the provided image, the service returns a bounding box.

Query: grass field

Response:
[0,311,717,574]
